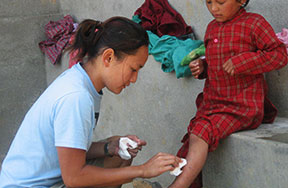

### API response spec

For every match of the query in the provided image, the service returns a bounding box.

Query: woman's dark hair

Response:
[69,16,149,61]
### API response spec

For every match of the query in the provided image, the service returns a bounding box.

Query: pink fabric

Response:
[276,28,288,53]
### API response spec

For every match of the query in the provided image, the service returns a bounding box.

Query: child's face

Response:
[105,46,148,94]
[206,0,245,22]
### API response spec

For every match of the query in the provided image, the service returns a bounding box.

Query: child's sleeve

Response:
[228,17,288,75]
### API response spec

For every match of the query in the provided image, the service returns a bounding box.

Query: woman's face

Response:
[105,46,149,94]
[206,0,244,22]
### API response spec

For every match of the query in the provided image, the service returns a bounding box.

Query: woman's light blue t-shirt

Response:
[0,63,102,187]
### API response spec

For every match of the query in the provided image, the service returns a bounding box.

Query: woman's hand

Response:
[126,135,147,158]
[223,60,235,76]
[189,58,204,78]
[140,152,181,178]
[107,135,146,158]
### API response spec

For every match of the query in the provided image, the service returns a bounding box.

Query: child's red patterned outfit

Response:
[177,9,288,186]
[177,8,288,188]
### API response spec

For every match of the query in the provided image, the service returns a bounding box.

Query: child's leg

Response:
[169,134,208,188]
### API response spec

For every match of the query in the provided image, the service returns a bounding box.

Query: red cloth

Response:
[134,0,193,37]
[177,9,288,188]
[39,15,75,64]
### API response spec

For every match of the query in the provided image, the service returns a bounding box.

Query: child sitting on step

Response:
[169,0,288,187]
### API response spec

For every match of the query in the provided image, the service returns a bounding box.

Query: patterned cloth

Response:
[134,0,193,37]
[276,28,288,53]
[39,15,75,64]
[178,8,287,155]
[177,8,287,188]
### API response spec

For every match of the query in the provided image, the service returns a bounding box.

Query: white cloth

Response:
[170,158,187,176]
[118,137,138,160]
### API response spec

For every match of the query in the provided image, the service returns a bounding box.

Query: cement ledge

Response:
[203,117,288,188]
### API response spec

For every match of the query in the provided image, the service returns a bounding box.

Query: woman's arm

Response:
[57,147,180,188]
[86,135,147,160]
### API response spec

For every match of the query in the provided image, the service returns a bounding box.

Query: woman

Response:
[0,17,181,188]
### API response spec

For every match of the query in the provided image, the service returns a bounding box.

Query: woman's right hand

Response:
[140,152,181,178]
[189,58,204,79]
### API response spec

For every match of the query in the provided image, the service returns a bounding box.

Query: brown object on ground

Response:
[132,179,162,188]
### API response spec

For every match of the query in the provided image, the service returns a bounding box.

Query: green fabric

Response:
[180,44,206,66]
[132,16,204,78]
[132,15,142,24]
[147,31,203,78]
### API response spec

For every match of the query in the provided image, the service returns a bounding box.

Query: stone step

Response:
[203,117,288,188]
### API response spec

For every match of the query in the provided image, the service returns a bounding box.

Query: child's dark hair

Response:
[69,16,149,61]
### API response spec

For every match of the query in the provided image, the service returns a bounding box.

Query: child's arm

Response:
[225,17,288,75]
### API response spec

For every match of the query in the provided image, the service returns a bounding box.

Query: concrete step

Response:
[203,117,288,188]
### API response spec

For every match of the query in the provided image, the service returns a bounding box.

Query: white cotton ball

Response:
[170,158,187,176]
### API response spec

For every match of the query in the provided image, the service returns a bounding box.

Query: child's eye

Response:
[217,0,226,4]
[206,0,212,4]
[131,68,137,72]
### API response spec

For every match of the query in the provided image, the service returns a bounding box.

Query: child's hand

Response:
[223,60,235,76]
[189,58,204,79]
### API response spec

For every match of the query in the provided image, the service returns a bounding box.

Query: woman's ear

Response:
[102,48,115,67]
[240,0,247,6]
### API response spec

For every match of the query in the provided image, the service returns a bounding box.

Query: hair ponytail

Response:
[69,16,149,61]
[70,19,103,59]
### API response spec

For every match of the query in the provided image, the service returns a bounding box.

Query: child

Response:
[0,17,181,188]
[169,0,288,187]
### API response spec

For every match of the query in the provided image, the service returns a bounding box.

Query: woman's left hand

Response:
[223,60,235,76]
[107,135,146,158]
[126,135,147,158]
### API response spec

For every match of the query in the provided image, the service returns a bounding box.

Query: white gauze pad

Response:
[170,158,187,176]
[118,137,138,160]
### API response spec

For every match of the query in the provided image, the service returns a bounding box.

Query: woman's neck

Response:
[82,61,104,93]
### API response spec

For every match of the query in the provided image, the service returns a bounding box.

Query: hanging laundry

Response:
[147,31,203,78]
[134,0,193,37]
[276,28,288,53]
[39,15,76,64]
